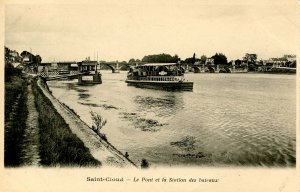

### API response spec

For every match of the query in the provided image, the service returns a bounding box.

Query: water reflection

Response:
[77,102,101,107]
[134,93,183,118]
[170,136,196,152]
[78,93,90,99]
[78,102,119,110]
[119,112,166,132]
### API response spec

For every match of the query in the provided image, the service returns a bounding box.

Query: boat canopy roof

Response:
[140,63,178,67]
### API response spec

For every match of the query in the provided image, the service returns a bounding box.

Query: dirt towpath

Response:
[20,84,41,166]
[37,79,136,168]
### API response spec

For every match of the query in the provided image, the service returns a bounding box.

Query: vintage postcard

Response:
[0,0,299,191]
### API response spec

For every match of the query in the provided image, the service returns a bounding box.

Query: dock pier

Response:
[38,60,102,84]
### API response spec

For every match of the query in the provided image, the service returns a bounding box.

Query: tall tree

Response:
[34,55,42,64]
[243,53,257,63]
[211,53,228,65]
[192,53,196,63]
[128,58,136,63]
[174,54,180,63]
[200,55,207,64]
[184,53,199,64]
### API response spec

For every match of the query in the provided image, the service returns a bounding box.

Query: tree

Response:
[21,50,33,58]
[235,59,242,66]
[21,50,34,64]
[200,55,207,64]
[184,53,197,64]
[174,54,180,62]
[211,53,228,65]
[4,47,22,81]
[34,55,42,64]
[243,53,258,71]
[90,111,107,135]
[243,53,257,63]
[248,64,256,71]
[184,57,195,64]
[128,58,136,63]
[142,53,180,63]
[192,53,196,63]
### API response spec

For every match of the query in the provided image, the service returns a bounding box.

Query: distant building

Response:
[23,56,30,63]
[10,50,18,57]
[205,58,214,65]
[268,55,296,68]
[284,55,296,62]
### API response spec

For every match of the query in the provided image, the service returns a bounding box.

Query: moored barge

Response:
[125,63,193,91]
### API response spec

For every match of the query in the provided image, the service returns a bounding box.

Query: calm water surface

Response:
[47,71,296,167]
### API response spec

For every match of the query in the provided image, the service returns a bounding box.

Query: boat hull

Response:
[125,80,193,91]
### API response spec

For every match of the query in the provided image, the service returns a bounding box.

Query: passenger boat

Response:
[125,63,193,91]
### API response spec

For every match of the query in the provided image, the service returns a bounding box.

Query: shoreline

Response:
[37,77,137,168]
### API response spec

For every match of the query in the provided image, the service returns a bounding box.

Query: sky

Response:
[4,0,299,62]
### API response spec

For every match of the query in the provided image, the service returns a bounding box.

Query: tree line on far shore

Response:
[5,46,297,72]
[123,52,296,71]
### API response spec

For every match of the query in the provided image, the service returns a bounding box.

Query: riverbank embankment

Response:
[37,78,136,168]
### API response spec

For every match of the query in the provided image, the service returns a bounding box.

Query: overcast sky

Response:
[5,1,299,62]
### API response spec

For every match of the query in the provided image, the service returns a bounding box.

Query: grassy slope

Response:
[31,79,101,167]
[4,75,28,167]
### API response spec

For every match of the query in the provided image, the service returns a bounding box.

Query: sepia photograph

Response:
[1,0,299,191]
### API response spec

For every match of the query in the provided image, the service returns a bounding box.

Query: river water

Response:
[47,71,296,167]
